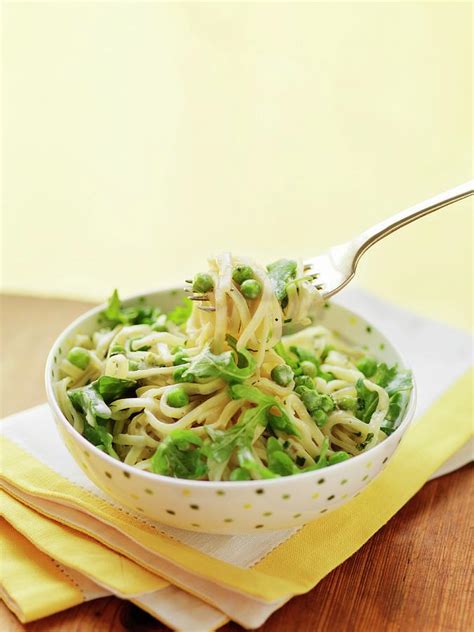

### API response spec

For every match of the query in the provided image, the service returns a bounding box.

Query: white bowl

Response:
[45,288,416,534]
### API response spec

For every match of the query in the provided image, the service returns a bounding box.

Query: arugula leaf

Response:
[328,451,350,465]
[371,363,397,388]
[385,369,413,395]
[274,342,300,372]
[305,437,330,470]
[237,446,278,479]
[380,368,413,434]
[290,345,319,367]
[355,379,379,423]
[69,385,111,421]
[265,437,298,476]
[181,345,256,384]
[69,376,135,432]
[100,290,161,328]
[83,421,118,459]
[205,404,267,463]
[167,298,193,326]
[230,384,300,436]
[94,376,136,404]
[357,432,374,451]
[151,429,207,479]
[266,259,297,304]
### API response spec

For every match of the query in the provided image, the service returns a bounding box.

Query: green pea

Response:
[295,375,315,390]
[128,360,140,371]
[320,394,335,413]
[192,273,214,294]
[167,386,189,408]
[356,356,378,378]
[299,388,321,412]
[173,350,188,366]
[173,365,194,383]
[67,347,90,370]
[271,364,294,386]
[338,397,358,412]
[240,279,261,299]
[230,467,252,481]
[300,360,317,377]
[232,265,254,285]
[312,409,328,427]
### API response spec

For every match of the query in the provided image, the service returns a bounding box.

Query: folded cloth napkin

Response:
[1,516,226,630]
[1,289,473,629]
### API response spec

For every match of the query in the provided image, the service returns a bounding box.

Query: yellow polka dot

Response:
[349,316,357,325]
[243,503,252,509]
[312,492,320,499]
[182,489,191,496]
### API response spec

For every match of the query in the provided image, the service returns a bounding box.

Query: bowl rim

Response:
[45,285,417,490]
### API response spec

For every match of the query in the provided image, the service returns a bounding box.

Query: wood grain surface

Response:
[1,294,472,632]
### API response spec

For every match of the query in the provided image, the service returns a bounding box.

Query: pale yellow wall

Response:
[2,2,472,330]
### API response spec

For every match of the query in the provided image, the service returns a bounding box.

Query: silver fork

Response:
[304,180,473,299]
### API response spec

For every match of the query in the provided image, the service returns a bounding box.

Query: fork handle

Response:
[352,180,474,266]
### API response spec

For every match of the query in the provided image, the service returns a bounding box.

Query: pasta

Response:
[55,254,412,481]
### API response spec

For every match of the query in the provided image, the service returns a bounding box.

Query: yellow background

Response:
[2,2,472,330]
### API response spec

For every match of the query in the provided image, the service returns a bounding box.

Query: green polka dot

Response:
[255,524,264,529]
[293,513,302,518]
[83,451,90,458]
[216,490,225,496]
[58,347,62,354]
[255,488,264,495]
[382,457,388,464]
[366,326,372,333]
[379,343,385,350]
[131,493,139,500]
[317,478,325,485]
[105,471,112,479]
[340,479,348,485]
[136,507,144,512]
[282,494,290,500]
[224,518,233,523]
[53,356,57,364]
[362,474,369,481]
[263,511,272,517]
[320,508,327,513]
[145,488,153,495]
[123,471,130,479]
[190,504,199,510]
[191,523,200,528]
[327,494,335,500]
[166,509,175,515]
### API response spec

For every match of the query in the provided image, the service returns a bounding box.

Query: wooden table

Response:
[1,294,472,632]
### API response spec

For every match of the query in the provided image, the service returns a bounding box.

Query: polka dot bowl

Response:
[45,287,416,534]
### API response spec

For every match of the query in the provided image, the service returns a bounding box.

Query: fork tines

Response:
[198,306,216,312]
[189,295,210,301]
